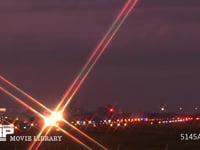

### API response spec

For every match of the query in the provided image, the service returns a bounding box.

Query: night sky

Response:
[1,0,200,112]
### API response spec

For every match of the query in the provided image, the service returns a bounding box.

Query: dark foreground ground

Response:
[1,122,200,150]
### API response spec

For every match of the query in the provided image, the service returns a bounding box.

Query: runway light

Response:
[80,120,83,125]
[83,121,86,125]
[161,107,165,112]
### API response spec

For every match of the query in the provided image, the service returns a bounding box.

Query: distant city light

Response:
[109,108,114,112]
[0,108,6,112]
[161,107,165,111]
[196,117,200,120]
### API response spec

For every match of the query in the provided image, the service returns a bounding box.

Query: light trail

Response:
[0,87,44,119]
[34,125,92,150]
[57,126,92,150]
[0,75,51,112]
[0,87,91,150]
[54,0,137,113]
[54,0,131,111]
[28,125,47,150]
[62,119,108,150]
[33,126,53,150]
[58,0,139,113]
[1,75,107,149]
[38,1,138,148]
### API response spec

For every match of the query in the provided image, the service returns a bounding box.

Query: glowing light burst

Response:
[0,0,139,149]
[0,87,92,150]
[44,112,63,127]
[1,75,107,150]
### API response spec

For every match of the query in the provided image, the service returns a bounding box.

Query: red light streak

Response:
[55,0,139,113]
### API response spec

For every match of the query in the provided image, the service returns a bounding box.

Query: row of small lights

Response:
[71,117,200,127]
[1,116,200,130]
[0,116,38,130]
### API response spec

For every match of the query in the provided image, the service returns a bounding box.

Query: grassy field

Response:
[1,122,200,150]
